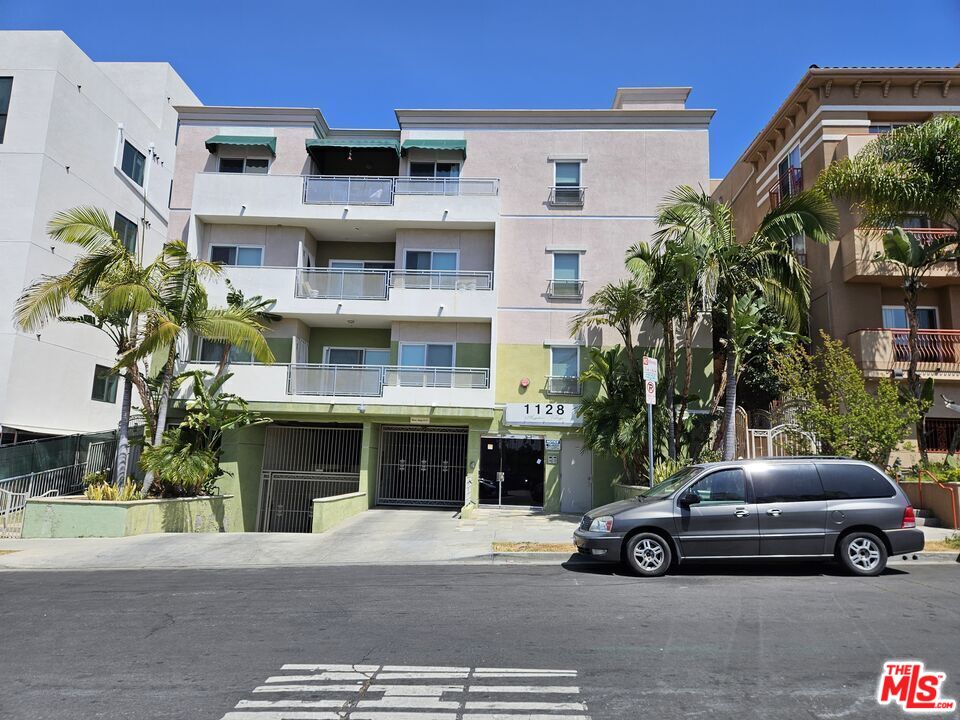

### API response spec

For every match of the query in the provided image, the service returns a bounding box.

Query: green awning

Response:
[205,135,277,156]
[401,139,467,156]
[306,138,401,156]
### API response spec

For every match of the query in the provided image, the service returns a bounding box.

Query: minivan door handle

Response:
[766,508,782,517]
[734,507,750,518]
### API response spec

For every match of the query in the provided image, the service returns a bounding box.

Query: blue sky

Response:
[4,0,959,177]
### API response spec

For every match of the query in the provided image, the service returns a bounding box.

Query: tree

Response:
[818,116,960,462]
[776,333,921,466]
[14,208,158,483]
[571,280,645,382]
[136,242,276,496]
[214,280,281,380]
[652,186,838,459]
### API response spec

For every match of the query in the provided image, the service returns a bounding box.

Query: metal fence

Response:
[377,426,467,507]
[286,364,490,396]
[257,424,364,532]
[295,268,390,300]
[303,175,499,206]
[382,366,489,389]
[0,463,89,538]
[389,270,493,291]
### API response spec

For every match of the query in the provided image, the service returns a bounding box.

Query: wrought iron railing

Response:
[768,167,803,207]
[547,279,585,298]
[549,186,585,206]
[865,227,957,245]
[924,418,960,454]
[286,364,490,396]
[545,376,582,395]
[890,329,960,370]
[303,175,499,205]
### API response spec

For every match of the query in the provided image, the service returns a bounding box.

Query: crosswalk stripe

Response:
[237,700,348,709]
[253,685,363,693]
[282,664,381,672]
[266,672,373,681]
[466,687,580,694]
[373,685,463,695]
[465,701,588,711]
[473,673,577,679]
[381,665,471,672]
[376,672,470,680]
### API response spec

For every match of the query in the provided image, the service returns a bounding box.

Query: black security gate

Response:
[377,426,467,507]
[257,424,363,532]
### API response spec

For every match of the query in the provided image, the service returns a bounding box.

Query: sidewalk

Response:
[0,507,581,571]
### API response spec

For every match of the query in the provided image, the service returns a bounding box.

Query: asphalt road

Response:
[0,559,957,720]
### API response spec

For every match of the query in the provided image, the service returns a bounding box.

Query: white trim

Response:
[544,248,587,254]
[398,341,456,367]
[547,155,588,162]
[543,339,584,347]
[403,248,459,271]
[208,244,264,267]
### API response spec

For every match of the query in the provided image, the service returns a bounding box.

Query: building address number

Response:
[503,402,582,427]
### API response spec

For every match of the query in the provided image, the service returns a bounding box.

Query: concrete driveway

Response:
[0,507,580,571]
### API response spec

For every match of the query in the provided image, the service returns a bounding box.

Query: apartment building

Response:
[171,88,713,529]
[713,66,960,454]
[0,31,199,443]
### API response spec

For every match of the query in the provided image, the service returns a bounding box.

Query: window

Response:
[869,122,916,134]
[121,140,146,186]
[776,145,802,201]
[330,260,394,270]
[751,464,824,504]
[555,162,581,187]
[405,250,458,271]
[400,343,455,367]
[817,464,895,500]
[687,469,746,504]
[91,365,118,403]
[198,340,252,364]
[218,157,269,174]
[550,253,582,297]
[409,161,460,178]
[324,347,390,366]
[0,77,11,143]
[210,245,263,267]
[882,305,938,330]
[113,213,138,253]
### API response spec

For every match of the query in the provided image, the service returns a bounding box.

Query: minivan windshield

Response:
[639,466,704,500]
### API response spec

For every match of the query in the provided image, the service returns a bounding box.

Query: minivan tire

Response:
[839,531,888,576]
[625,533,672,577]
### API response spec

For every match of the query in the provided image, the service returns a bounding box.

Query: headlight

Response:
[589,516,614,533]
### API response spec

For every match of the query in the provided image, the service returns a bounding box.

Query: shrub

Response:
[84,478,140,501]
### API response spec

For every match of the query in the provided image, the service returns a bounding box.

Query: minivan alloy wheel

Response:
[847,537,881,571]
[633,539,665,572]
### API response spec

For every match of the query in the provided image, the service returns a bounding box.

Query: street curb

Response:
[889,552,959,565]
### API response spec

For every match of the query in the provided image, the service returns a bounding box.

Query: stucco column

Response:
[360,421,379,507]
[218,424,267,531]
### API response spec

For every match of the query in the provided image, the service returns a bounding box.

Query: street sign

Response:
[643,356,658,383]
[645,380,656,405]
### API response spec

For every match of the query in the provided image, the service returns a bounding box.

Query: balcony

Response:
[547,279,585,299]
[847,329,960,379]
[191,173,500,228]
[841,227,960,284]
[768,167,802,208]
[548,186,585,207]
[180,363,494,408]
[545,376,582,395]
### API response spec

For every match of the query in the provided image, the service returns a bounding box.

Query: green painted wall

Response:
[308,328,393,364]
[219,424,267,531]
[495,344,592,404]
[456,343,491,369]
[314,241,395,267]
[266,337,292,363]
[312,491,368,532]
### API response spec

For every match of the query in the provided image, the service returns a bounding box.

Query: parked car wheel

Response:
[625,533,672,577]
[839,531,888,576]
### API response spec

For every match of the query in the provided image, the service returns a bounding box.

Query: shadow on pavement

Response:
[561,555,909,578]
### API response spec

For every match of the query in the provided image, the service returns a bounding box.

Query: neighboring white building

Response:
[0,31,200,442]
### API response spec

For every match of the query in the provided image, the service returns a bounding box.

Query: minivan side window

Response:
[751,464,824,503]
[686,469,746,504]
[817,464,896,499]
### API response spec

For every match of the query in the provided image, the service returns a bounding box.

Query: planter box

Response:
[612,484,644,501]
[312,491,367,533]
[21,495,238,538]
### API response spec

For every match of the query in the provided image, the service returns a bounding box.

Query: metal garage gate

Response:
[257,424,363,532]
[377,426,467,507]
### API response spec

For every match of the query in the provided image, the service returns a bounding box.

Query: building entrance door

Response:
[560,438,592,513]
[479,436,544,507]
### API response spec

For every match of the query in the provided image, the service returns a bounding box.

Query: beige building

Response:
[713,66,960,452]
[0,31,199,442]
[169,88,714,527]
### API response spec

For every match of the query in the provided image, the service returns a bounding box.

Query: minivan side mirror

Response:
[679,490,701,508]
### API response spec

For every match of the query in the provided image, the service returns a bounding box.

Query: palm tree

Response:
[214,280,281,380]
[14,208,158,483]
[818,116,960,462]
[654,186,838,459]
[136,242,275,496]
[570,279,645,382]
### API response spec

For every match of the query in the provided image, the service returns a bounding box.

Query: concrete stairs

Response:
[915,508,942,528]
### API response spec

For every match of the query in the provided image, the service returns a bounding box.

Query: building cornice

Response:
[394,108,715,131]
[174,105,330,136]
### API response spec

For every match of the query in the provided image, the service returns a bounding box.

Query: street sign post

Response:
[645,377,656,486]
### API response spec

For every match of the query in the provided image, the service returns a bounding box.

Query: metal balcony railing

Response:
[549,186,585,206]
[865,227,957,245]
[295,268,390,300]
[890,329,960,370]
[389,270,493,291]
[302,175,499,206]
[547,279,585,299]
[545,375,582,395]
[286,364,490,396]
[768,167,803,208]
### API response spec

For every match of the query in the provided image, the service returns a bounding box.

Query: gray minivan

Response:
[573,458,923,577]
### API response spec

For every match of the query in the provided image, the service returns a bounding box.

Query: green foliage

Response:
[652,456,690,486]
[775,333,921,467]
[84,477,140,501]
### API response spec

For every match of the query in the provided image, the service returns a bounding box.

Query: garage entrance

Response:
[257,424,363,532]
[479,436,545,507]
[376,426,467,507]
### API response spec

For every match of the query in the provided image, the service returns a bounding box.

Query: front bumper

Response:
[573,529,625,561]
[886,528,925,555]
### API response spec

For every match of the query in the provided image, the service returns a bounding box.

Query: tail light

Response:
[902,505,917,529]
